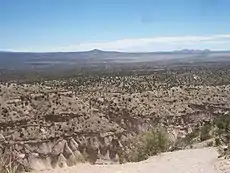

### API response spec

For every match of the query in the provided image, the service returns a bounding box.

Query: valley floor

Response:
[34,147,230,173]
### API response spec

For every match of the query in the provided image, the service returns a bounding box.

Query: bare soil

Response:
[34,148,227,173]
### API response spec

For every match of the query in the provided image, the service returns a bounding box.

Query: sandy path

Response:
[35,148,225,173]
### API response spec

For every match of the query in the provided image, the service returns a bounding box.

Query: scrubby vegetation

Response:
[176,113,230,154]
[121,128,171,162]
[1,61,230,171]
[124,113,230,162]
[214,114,230,158]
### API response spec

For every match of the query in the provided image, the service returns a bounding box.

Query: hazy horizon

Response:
[1,48,227,54]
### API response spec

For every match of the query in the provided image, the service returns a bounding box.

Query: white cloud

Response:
[13,34,230,52]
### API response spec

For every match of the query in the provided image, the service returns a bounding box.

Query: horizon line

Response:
[2,48,230,54]
[3,34,230,53]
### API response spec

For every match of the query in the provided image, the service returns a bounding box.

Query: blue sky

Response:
[1,0,230,52]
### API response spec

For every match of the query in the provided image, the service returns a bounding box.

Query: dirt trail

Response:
[34,148,229,173]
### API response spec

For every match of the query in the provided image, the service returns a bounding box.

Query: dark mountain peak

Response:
[90,49,104,53]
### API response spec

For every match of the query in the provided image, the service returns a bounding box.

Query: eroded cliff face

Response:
[0,81,230,171]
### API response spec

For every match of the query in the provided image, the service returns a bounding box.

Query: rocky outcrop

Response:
[1,134,125,170]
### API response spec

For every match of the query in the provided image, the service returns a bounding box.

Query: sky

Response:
[1,0,230,52]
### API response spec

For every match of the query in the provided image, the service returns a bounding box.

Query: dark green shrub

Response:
[124,128,171,162]
[214,114,230,139]
[200,123,212,141]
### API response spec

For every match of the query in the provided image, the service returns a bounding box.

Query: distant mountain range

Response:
[0,49,230,70]
[174,49,211,53]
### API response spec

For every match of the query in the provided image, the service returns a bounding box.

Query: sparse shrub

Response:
[215,137,221,146]
[213,114,230,158]
[200,123,212,141]
[123,127,171,162]
[214,114,230,140]
[183,128,200,145]
[179,114,230,149]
